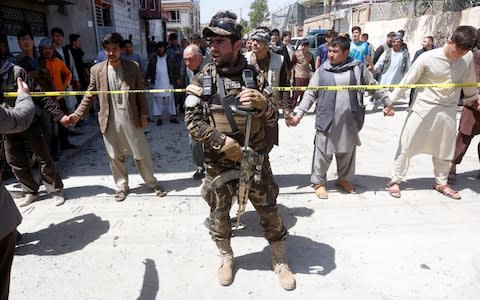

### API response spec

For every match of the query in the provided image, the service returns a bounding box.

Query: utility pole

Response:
[240,8,242,22]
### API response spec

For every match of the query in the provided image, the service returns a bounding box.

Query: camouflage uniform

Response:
[184,55,287,243]
[186,10,295,290]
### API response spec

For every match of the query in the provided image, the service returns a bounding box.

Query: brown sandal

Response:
[434,184,461,200]
[114,190,128,202]
[314,184,328,199]
[386,181,401,198]
[336,179,356,193]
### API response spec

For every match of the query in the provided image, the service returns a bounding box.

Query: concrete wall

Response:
[304,14,332,34]
[352,5,370,25]
[302,5,480,58]
[47,2,98,62]
[364,6,480,56]
[110,1,147,58]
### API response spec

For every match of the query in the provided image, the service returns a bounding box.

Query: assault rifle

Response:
[230,105,263,229]
[209,104,264,229]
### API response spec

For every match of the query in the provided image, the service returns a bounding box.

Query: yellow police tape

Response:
[3,82,480,97]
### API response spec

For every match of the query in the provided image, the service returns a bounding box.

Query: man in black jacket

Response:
[1,36,67,207]
[0,77,35,300]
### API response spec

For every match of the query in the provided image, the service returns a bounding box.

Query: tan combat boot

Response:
[216,240,234,286]
[271,241,296,290]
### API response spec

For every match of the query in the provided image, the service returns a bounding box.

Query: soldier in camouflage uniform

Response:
[184,11,295,290]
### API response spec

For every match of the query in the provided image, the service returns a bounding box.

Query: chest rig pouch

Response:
[203,68,257,145]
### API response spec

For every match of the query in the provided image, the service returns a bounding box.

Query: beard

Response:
[212,52,232,68]
[213,58,226,68]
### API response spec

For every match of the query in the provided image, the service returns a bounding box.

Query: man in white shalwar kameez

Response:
[67,33,167,202]
[385,26,480,200]
[146,41,179,126]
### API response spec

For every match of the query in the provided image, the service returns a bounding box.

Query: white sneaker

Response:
[52,192,65,206]
[19,193,39,207]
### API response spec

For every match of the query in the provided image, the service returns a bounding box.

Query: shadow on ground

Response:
[357,171,480,195]
[232,204,313,238]
[274,173,392,195]
[15,213,109,256]
[354,170,480,197]
[137,258,159,300]
[274,174,311,189]
[63,185,116,200]
[234,235,336,276]
[229,204,336,276]
[156,177,203,193]
[448,170,480,193]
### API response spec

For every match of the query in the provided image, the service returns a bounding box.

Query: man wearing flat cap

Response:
[184,10,296,290]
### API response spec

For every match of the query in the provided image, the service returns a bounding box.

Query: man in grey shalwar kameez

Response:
[288,37,393,199]
[68,33,167,202]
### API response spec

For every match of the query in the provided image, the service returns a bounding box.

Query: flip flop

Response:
[434,184,461,200]
[114,190,128,202]
[152,185,167,197]
[386,181,401,198]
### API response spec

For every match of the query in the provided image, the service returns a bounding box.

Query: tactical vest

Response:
[202,63,262,145]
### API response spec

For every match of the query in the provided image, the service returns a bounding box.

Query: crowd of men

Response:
[1,10,480,296]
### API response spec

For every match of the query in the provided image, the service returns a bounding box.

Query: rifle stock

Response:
[236,143,255,228]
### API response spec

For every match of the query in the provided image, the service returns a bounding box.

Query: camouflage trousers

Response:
[201,157,288,243]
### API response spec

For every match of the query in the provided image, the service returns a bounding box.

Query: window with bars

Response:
[0,5,47,37]
[139,0,159,10]
[95,4,112,26]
